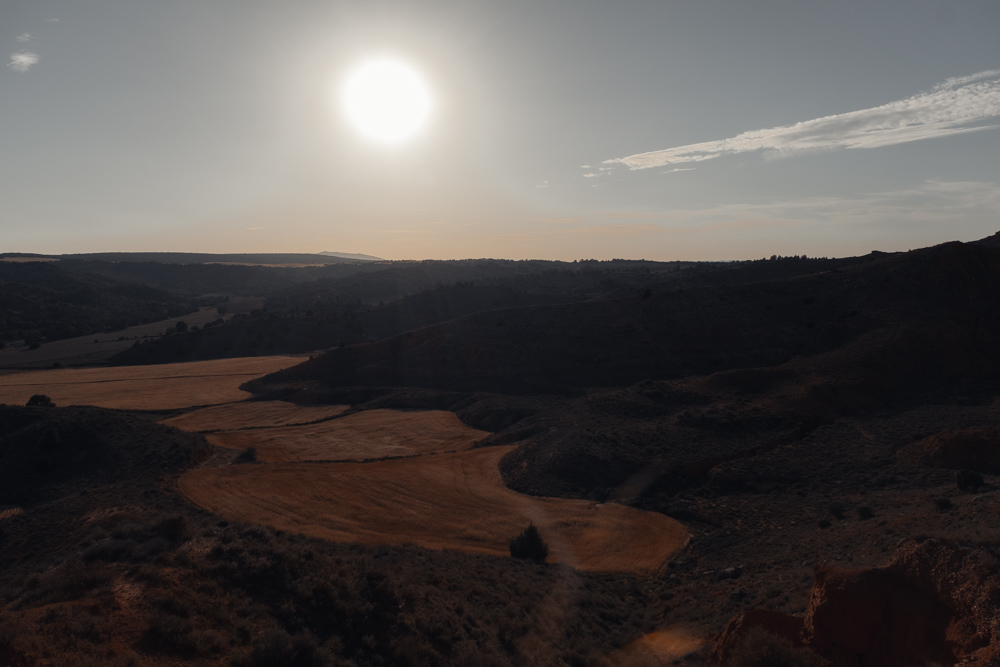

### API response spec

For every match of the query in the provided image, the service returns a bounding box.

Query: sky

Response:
[2,0,999,261]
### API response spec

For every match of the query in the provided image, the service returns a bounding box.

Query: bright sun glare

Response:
[341,58,432,145]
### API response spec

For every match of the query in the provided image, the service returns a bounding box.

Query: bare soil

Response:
[604,625,707,665]
[158,400,349,432]
[200,408,488,461]
[178,446,687,573]
[0,357,301,410]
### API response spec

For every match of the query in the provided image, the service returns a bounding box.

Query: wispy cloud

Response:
[15,33,32,43]
[607,70,1000,170]
[8,52,39,73]
[245,226,263,231]
[44,18,59,23]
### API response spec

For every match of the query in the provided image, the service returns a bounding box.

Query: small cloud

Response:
[44,18,59,23]
[579,164,592,169]
[15,33,32,43]
[536,180,549,188]
[583,173,598,178]
[245,226,263,231]
[666,168,696,173]
[8,52,39,73]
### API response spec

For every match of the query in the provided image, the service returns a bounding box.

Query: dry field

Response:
[0,357,301,410]
[200,408,489,461]
[158,400,350,432]
[179,446,687,573]
[3,357,687,575]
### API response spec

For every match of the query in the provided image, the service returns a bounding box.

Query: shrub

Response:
[725,627,830,667]
[856,506,874,520]
[39,428,61,451]
[509,524,548,562]
[26,394,55,407]
[956,470,983,491]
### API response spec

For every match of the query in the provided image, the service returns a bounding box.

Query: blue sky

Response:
[3,0,999,260]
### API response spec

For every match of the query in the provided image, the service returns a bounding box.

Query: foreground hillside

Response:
[0,397,670,666]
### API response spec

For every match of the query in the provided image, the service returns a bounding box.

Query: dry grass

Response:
[203,408,489,462]
[159,400,349,432]
[179,446,687,574]
[0,357,302,410]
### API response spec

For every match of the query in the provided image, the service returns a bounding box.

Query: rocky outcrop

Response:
[898,427,1000,472]
[712,540,1000,666]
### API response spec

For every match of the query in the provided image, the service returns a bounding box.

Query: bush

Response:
[956,470,983,491]
[509,524,548,562]
[725,627,830,667]
[26,394,55,407]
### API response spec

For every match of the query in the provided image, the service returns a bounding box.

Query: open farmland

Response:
[158,399,349,431]
[0,356,301,409]
[179,446,687,573]
[200,408,489,461]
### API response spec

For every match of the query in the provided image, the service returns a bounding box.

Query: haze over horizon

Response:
[3,0,999,261]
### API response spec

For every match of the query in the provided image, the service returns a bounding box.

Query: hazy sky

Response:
[3,0,999,260]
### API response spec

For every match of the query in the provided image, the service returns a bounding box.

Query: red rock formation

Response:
[712,540,1000,666]
[711,609,806,664]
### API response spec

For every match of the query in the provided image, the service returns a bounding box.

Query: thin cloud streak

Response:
[8,52,39,72]
[608,70,1000,170]
[15,33,32,43]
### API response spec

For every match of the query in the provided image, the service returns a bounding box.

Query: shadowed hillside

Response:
[257,242,1000,394]
[0,261,196,344]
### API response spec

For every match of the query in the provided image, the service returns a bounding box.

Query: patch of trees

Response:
[0,262,195,344]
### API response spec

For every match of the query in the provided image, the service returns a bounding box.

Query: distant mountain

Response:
[318,251,383,261]
[59,252,362,265]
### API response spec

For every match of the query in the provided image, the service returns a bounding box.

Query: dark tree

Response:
[175,320,189,333]
[26,394,55,407]
[509,524,549,562]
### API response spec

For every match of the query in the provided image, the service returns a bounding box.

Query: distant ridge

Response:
[971,230,1000,248]
[318,251,383,261]
[55,252,366,265]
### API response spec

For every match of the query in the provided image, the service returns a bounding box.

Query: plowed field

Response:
[201,409,489,462]
[0,357,301,410]
[179,446,687,573]
[158,401,349,432]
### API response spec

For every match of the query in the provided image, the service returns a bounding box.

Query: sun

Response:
[340,58,433,145]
